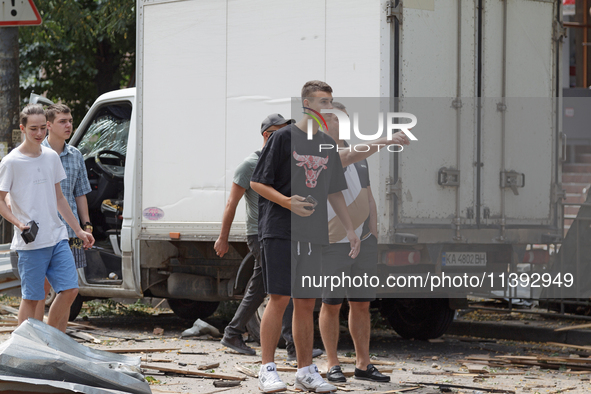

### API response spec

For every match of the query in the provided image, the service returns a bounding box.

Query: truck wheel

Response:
[68,295,84,321]
[45,287,57,306]
[167,299,220,321]
[379,298,455,340]
[43,287,82,321]
[245,296,287,347]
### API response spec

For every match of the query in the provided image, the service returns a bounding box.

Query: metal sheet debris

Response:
[0,319,151,394]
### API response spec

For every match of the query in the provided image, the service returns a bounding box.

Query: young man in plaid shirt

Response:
[36,104,93,320]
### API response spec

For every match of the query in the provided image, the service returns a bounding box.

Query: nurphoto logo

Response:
[304,107,417,153]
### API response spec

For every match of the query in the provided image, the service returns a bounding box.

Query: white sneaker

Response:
[294,364,337,393]
[259,362,287,393]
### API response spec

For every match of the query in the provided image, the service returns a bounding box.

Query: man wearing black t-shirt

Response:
[251,81,360,393]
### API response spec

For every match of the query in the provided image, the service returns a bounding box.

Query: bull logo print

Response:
[293,150,329,188]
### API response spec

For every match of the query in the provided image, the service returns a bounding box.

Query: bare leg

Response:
[293,298,316,368]
[34,278,51,321]
[18,299,41,326]
[261,294,291,364]
[348,301,371,369]
[47,288,78,332]
[319,302,342,369]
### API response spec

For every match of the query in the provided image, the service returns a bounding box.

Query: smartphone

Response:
[304,195,318,211]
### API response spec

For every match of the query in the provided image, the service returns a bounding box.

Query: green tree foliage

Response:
[19,0,135,125]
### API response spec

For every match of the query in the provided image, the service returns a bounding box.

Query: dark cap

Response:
[261,113,294,134]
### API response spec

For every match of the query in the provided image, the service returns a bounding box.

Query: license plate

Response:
[442,252,487,267]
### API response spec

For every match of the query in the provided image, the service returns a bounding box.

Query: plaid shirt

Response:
[42,138,92,238]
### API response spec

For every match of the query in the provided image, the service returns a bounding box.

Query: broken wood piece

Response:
[198,362,220,370]
[332,383,354,392]
[0,305,20,315]
[235,364,258,378]
[462,363,489,374]
[141,356,172,363]
[141,363,245,381]
[547,342,591,352]
[549,386,577,394]
[401,381,515,393]
[276,366,297,372]
[178,351,209,355]
[67,330,101,344]
[106,347,182,353]
[555,323,591,332]
[199,388,234,394]
[375,387,421,394]
[213,380,241,388]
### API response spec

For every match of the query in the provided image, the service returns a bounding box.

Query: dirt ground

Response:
[1,306,588,394]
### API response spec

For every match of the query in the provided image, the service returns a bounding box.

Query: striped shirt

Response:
[42,137,92,238]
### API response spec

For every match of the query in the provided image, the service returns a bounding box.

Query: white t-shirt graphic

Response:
[0,146,68,250]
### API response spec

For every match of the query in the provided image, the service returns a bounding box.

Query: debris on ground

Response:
[181,318,221,338]
[0,318,150,394]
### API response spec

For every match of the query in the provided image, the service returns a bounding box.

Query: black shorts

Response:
[260,238,323,298]
[321,234,378,305]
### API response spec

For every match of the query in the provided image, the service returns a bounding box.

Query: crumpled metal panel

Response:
[0,374,133,394]
[0,319,151,394]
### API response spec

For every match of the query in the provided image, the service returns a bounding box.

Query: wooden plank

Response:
[401,381,515,394]
[198,362,220,370]
[547,342,591,352]
[375,387,421,394]
[105,347,181,353]
[0,305,19,315]
[213,380,241,388]
[141,356,173,363]
[235,364,258,378]
[141,363,245,381]
[462,363,489,374]
[555,323,591,332]
[67,330,101,344]
[549,386,577,394]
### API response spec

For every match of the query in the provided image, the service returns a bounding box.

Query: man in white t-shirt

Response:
[0,104,94,332]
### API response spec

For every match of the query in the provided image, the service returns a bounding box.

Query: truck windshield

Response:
[77,103,132,160]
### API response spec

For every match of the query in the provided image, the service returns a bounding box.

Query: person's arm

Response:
[367,185,378,237]
[339,131,411,167]
[75,195,90,228]
[55,184,94,248]
[0,191,28,232]
[250,181,314,218]
[327,191,360,258]
[214,183,246,257]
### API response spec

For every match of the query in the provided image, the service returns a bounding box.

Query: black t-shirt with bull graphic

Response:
[252,124,346,244]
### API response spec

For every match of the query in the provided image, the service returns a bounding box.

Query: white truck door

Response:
[480,0,560,232]
[380,0,561,243]
[379,0,478,242]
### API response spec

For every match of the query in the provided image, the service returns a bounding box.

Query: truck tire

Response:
[167,299,220,321]
[379,298,455,340]
[68,295,84,321]
[245,296,287,348]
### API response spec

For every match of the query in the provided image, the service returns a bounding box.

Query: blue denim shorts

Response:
[18,239,79,300]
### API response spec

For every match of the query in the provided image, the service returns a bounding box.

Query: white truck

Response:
[12,0,564,339]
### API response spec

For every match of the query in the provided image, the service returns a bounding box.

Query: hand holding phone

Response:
[304,195,318,211]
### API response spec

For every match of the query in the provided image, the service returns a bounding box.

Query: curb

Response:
[448,320,591,346]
